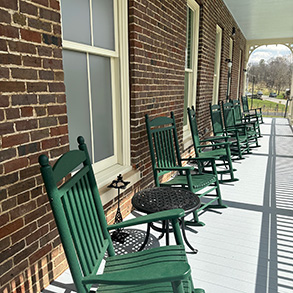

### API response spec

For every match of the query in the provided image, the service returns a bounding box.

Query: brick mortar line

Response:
[130,3,186,30]
[8,21,55,35]
[129,20,186,40]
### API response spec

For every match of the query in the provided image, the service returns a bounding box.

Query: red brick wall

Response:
[0,1,68,292]
[129,0,188,189]
[129,0,246,188]
[196,0,246,132]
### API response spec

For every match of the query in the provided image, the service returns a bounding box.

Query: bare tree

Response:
[266,57,290,94]
[248,56,291,94]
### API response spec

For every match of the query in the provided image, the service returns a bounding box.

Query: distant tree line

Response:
[248,56,292,95]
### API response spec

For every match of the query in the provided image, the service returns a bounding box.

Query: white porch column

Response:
[288,70,293,125]
[243,45,250,96]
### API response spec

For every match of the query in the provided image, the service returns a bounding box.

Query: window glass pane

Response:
[61,0,91,45]
[89,55,114,162]
[185,7,193,69]
[63,50,92,159]
[92,0,115,50]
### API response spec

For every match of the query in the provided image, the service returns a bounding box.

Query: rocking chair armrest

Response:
[200,135,230,142]
[243,113,257,120]
[242,114,257,121]
[82,262,191,285]
[181,156,217,163]
[237,122,251,127]
[243,115,257,122]
[154,166,194,172]
[107,209,185,230]
[197,142,230,149]
[226,124,246,130]
[225,126,247,135]
[226,130,245,136]
[244,108,257,115]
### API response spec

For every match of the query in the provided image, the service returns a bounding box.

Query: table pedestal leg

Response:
[166,220,169,246]
[181,218,198,254]
[138,223,151,251]
[158,221,165,240]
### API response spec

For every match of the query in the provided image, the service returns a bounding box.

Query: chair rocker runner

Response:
[187,106,238,183]
[145,113,227,227]
[241,95,264,124]
[39,136,204,293]
[209,103,249,159]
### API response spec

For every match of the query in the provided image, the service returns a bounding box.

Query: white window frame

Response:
[183,0,200,144]
[61,1,135,196]
[229,37,234,61]
[212,25,223,105]
[227,37,234,99]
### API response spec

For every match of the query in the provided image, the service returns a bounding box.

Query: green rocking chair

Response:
[145,113,227,227]
[209,103,250,159]
[39,136,205,293]
[241,95,263,124]
[221,101,259,149]
[187,106,238,182]
[232,99,262,138]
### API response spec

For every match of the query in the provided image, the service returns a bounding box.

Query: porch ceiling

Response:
[223,0,293,41]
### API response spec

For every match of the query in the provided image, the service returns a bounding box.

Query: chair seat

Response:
[98,282,205,293]
[98,245,194,292]
[161,173,217,189]
[98,282,191,292]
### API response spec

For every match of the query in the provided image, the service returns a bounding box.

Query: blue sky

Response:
[249,44,292,64]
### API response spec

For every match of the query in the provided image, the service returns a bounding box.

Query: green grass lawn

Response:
[248,98,285,111]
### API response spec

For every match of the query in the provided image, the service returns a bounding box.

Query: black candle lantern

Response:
[108,174,130,243]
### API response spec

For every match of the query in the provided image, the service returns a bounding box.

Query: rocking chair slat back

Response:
[146,113,182,177]
[209,104,225,136]
[241,95,250,112]
[39,137,114,292]
[222,102,236,128]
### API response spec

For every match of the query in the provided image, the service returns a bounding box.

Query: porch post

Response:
[288,70,293,125]
[243,44,250,96]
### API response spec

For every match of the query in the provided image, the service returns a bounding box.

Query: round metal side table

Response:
[132,187,201,253]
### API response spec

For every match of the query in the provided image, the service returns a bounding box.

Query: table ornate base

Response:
[132,187,201,253]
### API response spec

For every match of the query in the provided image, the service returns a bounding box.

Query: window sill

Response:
[94,164,140,205]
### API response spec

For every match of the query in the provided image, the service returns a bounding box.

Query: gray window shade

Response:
[92,0,115,50]
[63,50,92,160]
[89,55,114,162]
[61,0,91,45]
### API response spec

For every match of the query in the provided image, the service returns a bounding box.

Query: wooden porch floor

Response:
[43,117,293,293]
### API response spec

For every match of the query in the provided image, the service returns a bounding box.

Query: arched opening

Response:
[243,44,293,118]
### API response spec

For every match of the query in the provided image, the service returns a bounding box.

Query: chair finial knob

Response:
[77,136,85,145]
[39,154,49,166]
